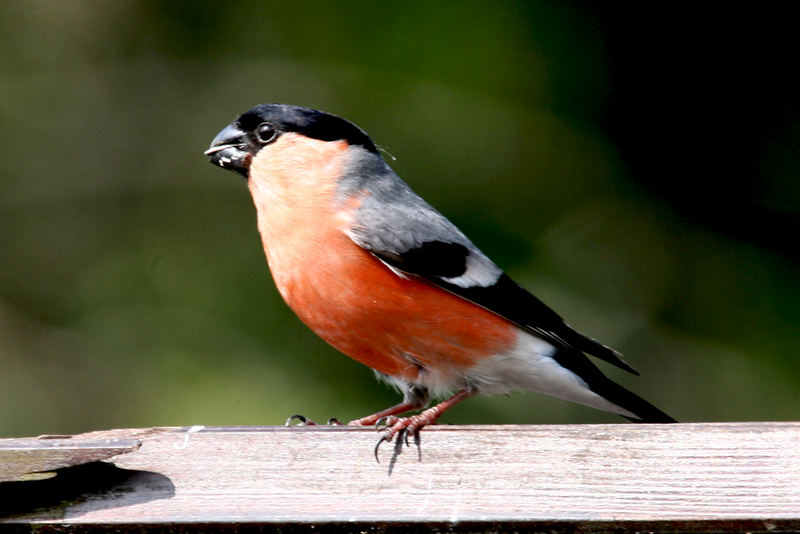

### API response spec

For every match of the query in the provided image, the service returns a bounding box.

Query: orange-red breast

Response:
[205,104,675,450]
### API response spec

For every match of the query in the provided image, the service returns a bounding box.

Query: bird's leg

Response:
[347,400,421,427]
[348,383,430,427]
[375,388,474,459]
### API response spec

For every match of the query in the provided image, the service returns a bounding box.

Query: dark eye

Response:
[255,122,277,144]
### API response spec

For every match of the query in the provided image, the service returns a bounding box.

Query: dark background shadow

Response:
[0,461,174,520]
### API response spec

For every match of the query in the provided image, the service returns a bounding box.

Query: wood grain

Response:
[1,423,799,532]
[0,432,141,482]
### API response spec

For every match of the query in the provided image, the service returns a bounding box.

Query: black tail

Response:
[594,377,677,423]
[551,348,677,423]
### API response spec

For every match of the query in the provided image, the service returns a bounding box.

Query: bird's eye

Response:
[255,122,277,144]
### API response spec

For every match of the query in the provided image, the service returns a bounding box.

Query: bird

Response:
[204,103,676,451]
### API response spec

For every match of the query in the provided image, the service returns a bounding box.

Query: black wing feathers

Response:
[374,241,470,279]
[437,273,640,376]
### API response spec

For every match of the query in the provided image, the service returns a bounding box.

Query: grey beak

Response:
[205,123,247,155]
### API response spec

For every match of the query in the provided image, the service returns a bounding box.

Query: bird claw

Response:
[372,391,474,462]
[286,415,345,426]
[374,432,392,462]
[285,414,317,426]
[374,415,398,430]
[373,418,422,463]
[404,428,412,447]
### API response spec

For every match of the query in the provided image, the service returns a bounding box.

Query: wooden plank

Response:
[0,432,141,482]
[1,423,799,532]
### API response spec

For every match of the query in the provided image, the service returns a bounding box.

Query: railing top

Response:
[1,422,799,532]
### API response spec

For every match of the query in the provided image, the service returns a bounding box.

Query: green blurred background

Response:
[1,2,798,437]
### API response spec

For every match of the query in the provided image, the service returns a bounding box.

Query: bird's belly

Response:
[269,234,517,383]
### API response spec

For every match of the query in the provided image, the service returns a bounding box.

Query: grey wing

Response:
[345,164,502,289]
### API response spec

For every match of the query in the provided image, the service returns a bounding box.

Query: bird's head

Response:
[205,103,378,178]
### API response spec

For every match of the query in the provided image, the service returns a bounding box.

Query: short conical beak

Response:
[205,123,252,177]
[205,123,247,155]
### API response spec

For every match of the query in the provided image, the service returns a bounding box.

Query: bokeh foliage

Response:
[1,2,798,437]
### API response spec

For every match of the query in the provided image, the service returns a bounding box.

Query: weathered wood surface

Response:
[1,423,799,532]
[0,432,141,483]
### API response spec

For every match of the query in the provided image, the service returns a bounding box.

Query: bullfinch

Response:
[205,103,675,449]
